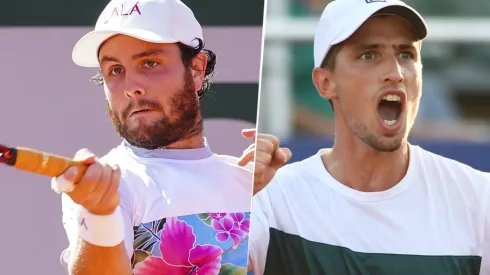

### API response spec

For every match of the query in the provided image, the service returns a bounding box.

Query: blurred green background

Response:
[262,0,490,141]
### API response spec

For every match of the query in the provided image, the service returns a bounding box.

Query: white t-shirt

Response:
[60,140,253,274]
[250,144,490,275]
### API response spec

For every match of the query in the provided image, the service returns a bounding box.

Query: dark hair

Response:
[320,42,344,111]
[177,38,216,98]
[90,38,216,98]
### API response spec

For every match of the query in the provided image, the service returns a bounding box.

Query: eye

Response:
[144,60,159,68]
[109,67,123,76]
[360,51,376,60]
[399,52,414,60]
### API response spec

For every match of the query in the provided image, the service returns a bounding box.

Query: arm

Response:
[69,241,130,275]
[61,193,133,275]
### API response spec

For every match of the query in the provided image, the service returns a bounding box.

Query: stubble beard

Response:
[108,69,203,150]
[340,103,415,153]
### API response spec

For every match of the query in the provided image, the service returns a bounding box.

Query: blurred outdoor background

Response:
[259,0,490,171]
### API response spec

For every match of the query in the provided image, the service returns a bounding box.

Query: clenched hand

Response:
[238,129,292,195]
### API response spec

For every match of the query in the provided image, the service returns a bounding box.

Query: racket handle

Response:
[14,147,88,182]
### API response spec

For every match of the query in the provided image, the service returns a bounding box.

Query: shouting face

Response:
[315,14,423,152]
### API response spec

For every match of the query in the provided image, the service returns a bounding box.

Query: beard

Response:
[339,100,409,153]
[108,69,203,150]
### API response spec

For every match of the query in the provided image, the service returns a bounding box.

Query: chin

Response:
[361,132,406,153]
[125,121,154,136]
[378,135,408,152]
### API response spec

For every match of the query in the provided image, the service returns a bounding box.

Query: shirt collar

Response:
[122,138,213,160]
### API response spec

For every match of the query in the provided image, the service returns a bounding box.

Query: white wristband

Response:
[75,206,125,247]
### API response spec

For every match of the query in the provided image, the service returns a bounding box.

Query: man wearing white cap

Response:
[248,0,490,274]
[52,0,254,274]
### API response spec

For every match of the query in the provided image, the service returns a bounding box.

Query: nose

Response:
[382,56,404,84]
[124,72,146,99]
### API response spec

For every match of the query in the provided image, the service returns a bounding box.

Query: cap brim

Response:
[72,29,178,68]
[332,3,428,45]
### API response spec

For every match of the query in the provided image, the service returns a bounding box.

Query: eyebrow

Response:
[354,43,418,52]
[99,49,168,65]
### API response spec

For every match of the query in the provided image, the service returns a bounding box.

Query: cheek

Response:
[104,87,124,114]
[404,66,422,100]
[336,76,379,126]
[337,72,372,106]
[149,67,185,91]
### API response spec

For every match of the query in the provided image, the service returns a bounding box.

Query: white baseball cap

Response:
[313,0,428,67]
[72,0,203,68]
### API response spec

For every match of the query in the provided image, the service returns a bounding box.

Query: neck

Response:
[323,132,410,192]
[161,133,205,149]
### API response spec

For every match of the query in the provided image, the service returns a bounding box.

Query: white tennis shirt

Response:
[250,144,490,275]
[60,140,253,274]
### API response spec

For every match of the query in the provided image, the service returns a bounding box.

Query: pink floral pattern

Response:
[230,212,250,234]
[211,216,247,249]
[208,213,227,221]
[134,217,223,275]
[131,212,250,274]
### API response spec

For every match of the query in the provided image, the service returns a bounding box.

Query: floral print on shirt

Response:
[131,212,250,275]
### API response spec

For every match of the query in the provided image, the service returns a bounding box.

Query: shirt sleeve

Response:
[59,192,135,271]
[248,185,275,275]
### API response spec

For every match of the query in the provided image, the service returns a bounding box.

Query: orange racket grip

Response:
[13,147,88,182]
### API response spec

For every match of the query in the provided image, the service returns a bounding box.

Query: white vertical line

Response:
[259,0,293,139]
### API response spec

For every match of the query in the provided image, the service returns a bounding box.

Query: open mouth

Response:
[377,94,402,126]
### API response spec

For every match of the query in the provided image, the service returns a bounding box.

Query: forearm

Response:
[65,205,131,275]
[69,239,131,275]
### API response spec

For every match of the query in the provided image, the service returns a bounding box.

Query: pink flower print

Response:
[211,216,244,249]
[208,212,227,221]
[134,217,223,275]
[230,213,250,234]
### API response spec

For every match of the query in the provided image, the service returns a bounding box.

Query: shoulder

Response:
[253,153,321,206]
[270,153,321,188]
[413,145,490,183]
[412,145,490,209]
[213,154,254,173]
[208,154,254,194]
[98,143,128,166]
